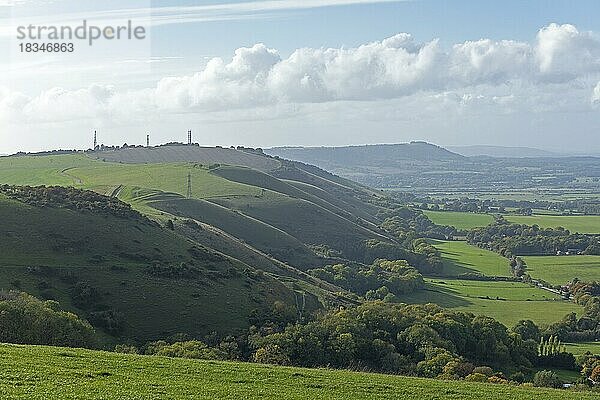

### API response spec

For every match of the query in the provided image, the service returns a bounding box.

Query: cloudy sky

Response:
[1,0,599,154]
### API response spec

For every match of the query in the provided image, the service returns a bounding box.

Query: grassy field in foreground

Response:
[424,210,494,230]
[565,342,600,356]
[398,279,581,327]
[0,344,595,400]
[431,240,512,277]
[523,255,600,286]
[504,215,600,234]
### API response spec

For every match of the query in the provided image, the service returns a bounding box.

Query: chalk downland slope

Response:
[0,189,297,341]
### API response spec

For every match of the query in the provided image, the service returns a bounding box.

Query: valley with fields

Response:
[0,142,598,399]
[4,1,600,397]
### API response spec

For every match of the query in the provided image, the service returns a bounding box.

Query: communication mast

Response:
[146,134,150,147]
[93,130,97,149]
[187,130,192,145]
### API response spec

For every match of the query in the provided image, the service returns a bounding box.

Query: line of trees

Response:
[467,218,599,256]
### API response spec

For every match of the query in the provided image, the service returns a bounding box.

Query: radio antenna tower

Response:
[93,130,97,149]
[187,130,192,145]
[187,172,192,198]
[146,134,150,147]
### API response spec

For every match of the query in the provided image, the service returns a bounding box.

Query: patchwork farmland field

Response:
[504,214,600,234]
[0,344,594,400]
[398,279,581,327]
[423,210,494,230]
[523,255,600,286]
[565,341,600,356]
[430,240,512,277]
[419,241,583,326]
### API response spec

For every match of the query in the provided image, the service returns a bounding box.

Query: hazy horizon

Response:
[4,140,600,158]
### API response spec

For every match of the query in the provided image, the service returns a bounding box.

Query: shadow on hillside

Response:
[397,282,472,308]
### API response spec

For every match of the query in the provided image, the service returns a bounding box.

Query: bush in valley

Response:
[580,354,600,381]
[88,309,126,336]
[253,344,291,365]
[544,282,600,342]
[249,300,299,328]
[70,281,103,310]
[512,320,541,342]
[145,340,228,360]
[0,291,95,348]
[465,372,488,382]
[114,344,139,354]
[532,370,563,388]
[379,207,458,244]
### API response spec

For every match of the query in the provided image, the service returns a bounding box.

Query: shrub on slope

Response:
[0,291,95,348]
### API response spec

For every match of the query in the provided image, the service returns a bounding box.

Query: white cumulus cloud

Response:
[3,23,600,125]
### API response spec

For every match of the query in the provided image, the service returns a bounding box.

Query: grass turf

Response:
[522,255,600,286]
[504,215,600,234]
[431,240,512,277]
[0,343,595,400]
[398,279,582,327]
[565,341,600,356]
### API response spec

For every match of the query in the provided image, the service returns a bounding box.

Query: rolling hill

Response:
[266,141,465,169]
[265,142,600,193]
[0,187,297,342]
[446,145,558,158]
[0,147,395,269]
[88,144,281,170]
[0,146,397,340]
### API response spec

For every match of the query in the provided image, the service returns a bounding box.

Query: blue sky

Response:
[151,0,599,52]
[1,0,599,153]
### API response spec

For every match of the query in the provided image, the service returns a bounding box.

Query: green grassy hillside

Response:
[0,189,295,341]
[147,192,324,268]
[0,151,385,337]
[1,344,594,400]
[0,153,393,267]
[88,145,281,170]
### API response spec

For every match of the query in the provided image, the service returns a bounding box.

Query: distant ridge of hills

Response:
[265,141,599,191]
[446,145,558,158]
[266,142,465,168]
